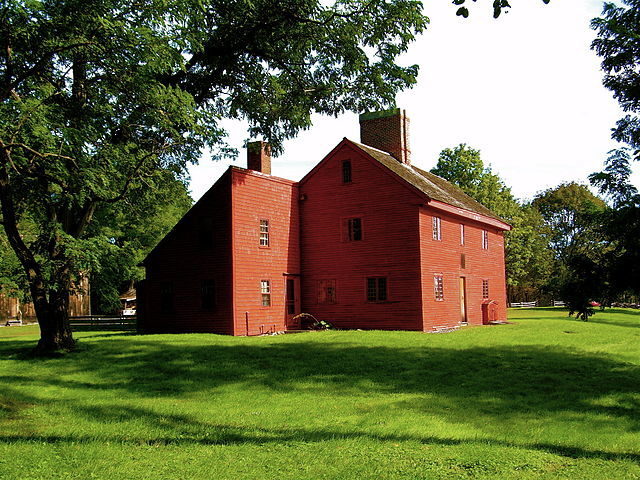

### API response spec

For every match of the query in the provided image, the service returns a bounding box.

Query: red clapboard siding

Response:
[419,208,508,330]
[230,168,300,335]
[139,124,510,334]
[299,143,423,331]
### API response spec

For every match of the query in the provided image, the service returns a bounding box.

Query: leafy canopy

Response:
[532,182,607,260]
[1,0,433,349]
[585,0,640,308]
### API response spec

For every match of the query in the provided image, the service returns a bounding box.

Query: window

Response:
[482,230,489,250]
[345,217,362,241]
[434,275,444,301]
[367,277,387,302]
[460,253,466,269]
[482,279,489,299]
[160,282,173,313]
[433,216,442,241]
[318,279,337,304]
[198,217,214,249]
[342,160,352,184]
[260,280,271,306]
[201,279,216,310]
[460,224,465,245]
[260,219,269,246]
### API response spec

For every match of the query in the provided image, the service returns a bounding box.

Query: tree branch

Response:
[1,41,95,100]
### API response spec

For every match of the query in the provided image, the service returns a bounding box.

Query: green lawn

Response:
[1,308,639,479]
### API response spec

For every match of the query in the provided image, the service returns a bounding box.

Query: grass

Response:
[1,307,639,479]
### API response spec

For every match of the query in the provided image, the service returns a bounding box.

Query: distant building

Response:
[138,109,510,335]
[0,275,91,323]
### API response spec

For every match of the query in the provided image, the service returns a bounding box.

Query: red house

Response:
[138,109,511,335]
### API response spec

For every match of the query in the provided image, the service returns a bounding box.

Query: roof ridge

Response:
[350,141,507,225]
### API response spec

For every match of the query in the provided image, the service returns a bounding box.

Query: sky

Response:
[188,0,629,203]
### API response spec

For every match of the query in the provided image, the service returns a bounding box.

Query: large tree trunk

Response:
[1,151,75,353]
[33,284,75,353]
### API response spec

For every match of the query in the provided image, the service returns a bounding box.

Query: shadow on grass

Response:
[0,407,638,464]
[1,333,639,463]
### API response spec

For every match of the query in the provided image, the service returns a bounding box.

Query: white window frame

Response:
[432,216,442,241]
[260,219,270,247]
[434,274,444,301]
[482,229,489,250]
[261,280,271,306]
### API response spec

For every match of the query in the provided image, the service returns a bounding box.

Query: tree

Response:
[531,183,609,319]
[591,1,640,166]
[0,167,192,314]
[87,170,193,313]
[1,0,432,352]
[0,1,552,352]
[587,1,640,303]
[431,144,519,220]
[431,144,553,300]
[502,204,554,302]
[531,183,607,261]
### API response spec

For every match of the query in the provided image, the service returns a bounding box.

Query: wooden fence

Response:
[509,301,538,308]
[68,315,137,332]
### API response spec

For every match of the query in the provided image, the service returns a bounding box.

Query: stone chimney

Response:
[359,108,411,165]
[247,141,271,174]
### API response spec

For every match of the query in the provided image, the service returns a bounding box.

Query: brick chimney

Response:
[247,141,271,174]
[359,108,411,165]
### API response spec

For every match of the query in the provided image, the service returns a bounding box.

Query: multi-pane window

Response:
[433,216,442,241]
[346,217,362,241]
[342,160,352,184]
[482,279,489,299]
[201,279,216,310]
[318,279,337,304]
[434,274,444,301]
[460,224,465,245]
[367,277,387,302]
[260,280,271,306]
[160,282,174,313]
[260,219,270,246]
[482,230,489,250]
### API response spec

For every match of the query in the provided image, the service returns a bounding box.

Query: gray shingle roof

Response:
[351,141,505,223]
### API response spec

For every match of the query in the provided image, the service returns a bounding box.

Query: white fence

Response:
[509,301,538,308]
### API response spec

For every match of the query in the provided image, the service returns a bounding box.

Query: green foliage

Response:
[2,309,640,479]
[431,144,553,295]
[431,144,518,220]
[88,171,193,313]
[503,204,554,295]
[531,183,609,318]
[0,0,430,343]
[532,183,607,260]
[588,1,640,301]
[591,1,640,158]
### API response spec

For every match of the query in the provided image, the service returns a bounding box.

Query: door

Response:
[285,277,301,329]
[459,277,468,324]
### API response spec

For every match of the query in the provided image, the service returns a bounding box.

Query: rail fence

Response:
[509,301,538,308]
[69,315,137,332]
